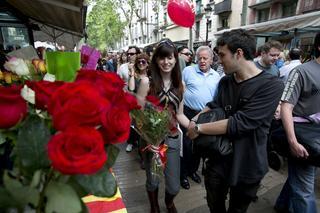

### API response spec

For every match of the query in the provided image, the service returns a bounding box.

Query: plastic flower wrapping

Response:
[0,54,139,212]
[130,95,175,177]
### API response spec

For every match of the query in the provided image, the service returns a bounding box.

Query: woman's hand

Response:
[147,145,160,153]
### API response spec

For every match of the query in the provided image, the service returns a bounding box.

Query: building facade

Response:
[117,0,320,55]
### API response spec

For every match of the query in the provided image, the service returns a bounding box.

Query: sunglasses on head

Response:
[127,52,136,56]
[137,59,147,65]
[158,39,175,48]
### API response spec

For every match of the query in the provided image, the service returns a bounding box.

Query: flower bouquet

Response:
[0,56,139,212]
[130,96,174,177]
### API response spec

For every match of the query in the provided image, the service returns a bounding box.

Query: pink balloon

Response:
[167,0,195,28]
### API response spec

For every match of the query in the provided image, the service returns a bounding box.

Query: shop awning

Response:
[215,11,320,36]
[5,0,86,49]
[6,0,86,35]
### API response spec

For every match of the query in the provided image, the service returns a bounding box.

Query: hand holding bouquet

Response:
[130,96,174,176]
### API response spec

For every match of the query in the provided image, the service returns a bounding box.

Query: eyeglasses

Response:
[137,59,147,65]
[127,52,136,56]
[181,52,192,57]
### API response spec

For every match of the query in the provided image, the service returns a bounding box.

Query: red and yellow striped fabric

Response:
[83,188,127,213]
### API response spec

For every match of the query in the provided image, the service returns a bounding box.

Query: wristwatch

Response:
[194,124,201,134]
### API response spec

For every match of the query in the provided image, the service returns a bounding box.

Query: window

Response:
[2,27,30,51]
[257,8,269,23]
[282,1,297,17]
[195,21,200,40]
[221,17,229,28]
[304,0,314,7]
[302,0,315,12]
[208,20,212,31]
[164,12,168,25]
[196,0,202,15]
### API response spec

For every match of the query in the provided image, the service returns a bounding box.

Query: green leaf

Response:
[104,144,119,169]
[16,115,51,174]
[0,187,19,208]
[45,181,82,213]
[67,177,88,198]
[75,169,117,197]
[3,171,39,207]
[30,170,42,188]
[0,132,6,145]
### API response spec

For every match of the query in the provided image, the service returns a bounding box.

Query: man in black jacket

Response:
[187,29,284,213]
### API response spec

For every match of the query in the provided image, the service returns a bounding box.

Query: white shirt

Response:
[279,60,301,83]
[118,63,129,83]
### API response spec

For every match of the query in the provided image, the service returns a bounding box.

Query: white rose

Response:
[21,85,35,104]
[4,58,30,76]
[43,73,56,82]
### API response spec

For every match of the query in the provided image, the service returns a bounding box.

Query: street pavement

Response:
[114,143,320,213]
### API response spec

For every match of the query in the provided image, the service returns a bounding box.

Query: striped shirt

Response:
[158,87,181,113]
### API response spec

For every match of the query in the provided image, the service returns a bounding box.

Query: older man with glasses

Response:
[180,46,221,190]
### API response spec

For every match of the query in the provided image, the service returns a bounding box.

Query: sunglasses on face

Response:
[127,52,136,56]
[181,52,192,57]
[137,59,147,65]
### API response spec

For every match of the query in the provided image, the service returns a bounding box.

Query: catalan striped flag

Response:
[83,187,127,213]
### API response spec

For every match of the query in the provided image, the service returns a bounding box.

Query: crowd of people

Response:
[97,30,320,213]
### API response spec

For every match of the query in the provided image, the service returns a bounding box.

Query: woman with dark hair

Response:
[126,53,150,168]
[128,53,150,93]
[117,52,128,71]
[136,39,190,213]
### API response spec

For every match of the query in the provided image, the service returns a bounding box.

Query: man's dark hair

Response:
[289,48,302,60]
[144,46,154,57]
[216,29,256,60]
[177,45,188,53]
[127,46,141,54]
[260,40,283,53]
[314,32,320,58]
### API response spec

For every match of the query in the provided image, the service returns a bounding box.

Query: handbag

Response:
[270,122,320,167]
[193,107,232,158]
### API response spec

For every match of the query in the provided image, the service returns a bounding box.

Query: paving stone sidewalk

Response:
[114,144,320,213]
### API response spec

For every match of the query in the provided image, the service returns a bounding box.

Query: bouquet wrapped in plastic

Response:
[130,95,174,177]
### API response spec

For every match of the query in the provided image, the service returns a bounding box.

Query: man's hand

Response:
[289,141,309,159]
[128,63,135,76]
[187,122,199,140]
[274,104,281,120]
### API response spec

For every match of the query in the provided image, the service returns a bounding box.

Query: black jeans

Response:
[180,105,201,179]
[127,126,140,146]
[204,160,260,213]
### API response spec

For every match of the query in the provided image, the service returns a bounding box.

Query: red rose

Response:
[48,82,110,130]
[146,95,161,106]
[26,80,65,110]
[75,69,124,101]
[116,91,141,111]
[100,107,131,144]
[47,127,107,175]
[0,85,27,129]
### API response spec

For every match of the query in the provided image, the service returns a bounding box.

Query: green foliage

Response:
[86,0,126,49]
[3,171,40,209]
[75,169,117,197]
[45,181,82,213]
[131,103,172,144]
[16,114,51,176]
[105,144,120,169]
